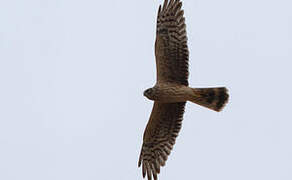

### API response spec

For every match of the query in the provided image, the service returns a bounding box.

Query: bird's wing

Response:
[138,102,186,180]
[155,0,189,86]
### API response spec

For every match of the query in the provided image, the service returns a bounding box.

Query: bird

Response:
[138,0,229,180]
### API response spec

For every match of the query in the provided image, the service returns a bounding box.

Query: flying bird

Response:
[138,0,229,180]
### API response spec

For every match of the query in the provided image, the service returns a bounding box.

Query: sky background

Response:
[0,0,292,180]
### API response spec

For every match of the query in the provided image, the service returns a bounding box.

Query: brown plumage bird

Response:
[138,0,229,180]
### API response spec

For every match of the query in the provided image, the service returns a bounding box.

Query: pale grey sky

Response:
[0,0,292,180]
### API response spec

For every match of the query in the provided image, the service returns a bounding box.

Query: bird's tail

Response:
[189,87,229,112]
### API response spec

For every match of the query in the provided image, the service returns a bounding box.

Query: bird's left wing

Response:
[138,102,186,180]
[155,0,189,86]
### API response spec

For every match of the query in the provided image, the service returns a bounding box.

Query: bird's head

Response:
[143,88,157,100]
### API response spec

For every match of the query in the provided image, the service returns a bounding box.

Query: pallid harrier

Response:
[138,0,229,180]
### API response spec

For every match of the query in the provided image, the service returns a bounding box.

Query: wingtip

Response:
[162,0,169,12]
[157,5,162,18]
[142,162,146,178]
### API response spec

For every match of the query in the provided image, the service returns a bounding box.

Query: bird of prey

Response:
[138,0,229,180]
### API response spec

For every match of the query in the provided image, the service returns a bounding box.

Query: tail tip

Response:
[214,87,229,112]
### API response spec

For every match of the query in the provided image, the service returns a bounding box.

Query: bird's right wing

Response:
[155,0,189,86]
[138,102,186,180]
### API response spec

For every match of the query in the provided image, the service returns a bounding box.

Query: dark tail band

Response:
[190,87,229,112]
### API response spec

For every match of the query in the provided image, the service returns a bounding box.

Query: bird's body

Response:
[145,84,228,111]
[144,83,192,102]
[138,0,229,180]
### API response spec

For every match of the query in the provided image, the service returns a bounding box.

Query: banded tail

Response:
[189,87,229,112]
